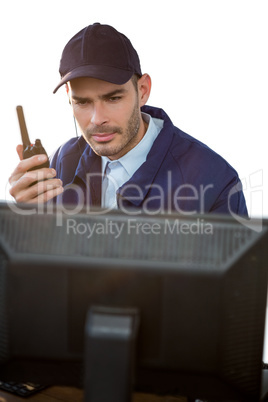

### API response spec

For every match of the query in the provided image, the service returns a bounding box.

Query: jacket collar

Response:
[117,105,174,207]
[73,146,102,206]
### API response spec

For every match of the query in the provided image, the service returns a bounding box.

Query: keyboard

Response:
[0,380,46,397]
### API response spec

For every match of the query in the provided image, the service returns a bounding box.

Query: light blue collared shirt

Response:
[101,113,163,208]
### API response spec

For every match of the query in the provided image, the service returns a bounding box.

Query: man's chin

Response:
[89,143,122,159]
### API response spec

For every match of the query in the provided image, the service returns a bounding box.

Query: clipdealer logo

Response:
[5,169,264,234]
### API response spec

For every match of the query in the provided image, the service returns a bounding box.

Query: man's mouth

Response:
[91,132,117,142]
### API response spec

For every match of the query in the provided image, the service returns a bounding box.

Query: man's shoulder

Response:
[170,128,235,173]
[143,104,236,174]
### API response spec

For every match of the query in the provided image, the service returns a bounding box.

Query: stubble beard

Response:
[83,100,141,159]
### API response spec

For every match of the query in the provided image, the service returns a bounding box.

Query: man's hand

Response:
[9,144,64,203]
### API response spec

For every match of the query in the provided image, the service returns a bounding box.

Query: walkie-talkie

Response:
[16,105,49,171]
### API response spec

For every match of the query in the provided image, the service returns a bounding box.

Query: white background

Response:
[0,0,267,217]
[1,0,268,360]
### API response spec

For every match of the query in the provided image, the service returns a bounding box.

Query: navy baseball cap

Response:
[53,23,142,93]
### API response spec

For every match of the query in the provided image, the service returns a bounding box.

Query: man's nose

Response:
[90,103,108,126]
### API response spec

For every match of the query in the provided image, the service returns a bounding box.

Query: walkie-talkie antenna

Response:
[15,105,49,171]
[16,105,31,150]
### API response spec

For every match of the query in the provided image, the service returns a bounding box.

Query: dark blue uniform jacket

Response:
[50,105,247,216]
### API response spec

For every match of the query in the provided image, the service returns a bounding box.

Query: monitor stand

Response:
[84,306,139,402]
[84,306,268,402]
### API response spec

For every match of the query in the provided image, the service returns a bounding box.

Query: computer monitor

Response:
[0,201,267,401]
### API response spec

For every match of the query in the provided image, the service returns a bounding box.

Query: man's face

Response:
[68,76,148,160]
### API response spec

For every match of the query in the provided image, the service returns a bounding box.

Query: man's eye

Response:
[73,99,89,105]
[109,96,121,102]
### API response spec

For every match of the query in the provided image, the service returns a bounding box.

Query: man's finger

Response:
[9,154,49,184]
[9,177,63,203]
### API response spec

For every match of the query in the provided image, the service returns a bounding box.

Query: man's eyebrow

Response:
[71,95,91,102]
[71,88,127,102]
[101,88,128,99]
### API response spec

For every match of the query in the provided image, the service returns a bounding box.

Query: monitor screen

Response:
[0,201,267,401]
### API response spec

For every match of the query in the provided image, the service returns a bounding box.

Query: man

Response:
[9,22,247,216]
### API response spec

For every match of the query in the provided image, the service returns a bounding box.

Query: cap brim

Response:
[53,65,134,93]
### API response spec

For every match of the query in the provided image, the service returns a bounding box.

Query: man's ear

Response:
[138,74,151,107]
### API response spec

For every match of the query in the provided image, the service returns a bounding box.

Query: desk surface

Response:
[0,386,187,402]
